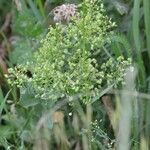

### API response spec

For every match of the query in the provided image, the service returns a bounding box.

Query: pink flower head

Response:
[53,4,77,22]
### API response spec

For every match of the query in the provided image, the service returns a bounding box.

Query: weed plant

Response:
[0,0,150,150]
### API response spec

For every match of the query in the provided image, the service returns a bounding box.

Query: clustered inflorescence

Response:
[6,0,131,102]
[53,4,77,22]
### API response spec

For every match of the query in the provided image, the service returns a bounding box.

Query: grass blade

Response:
[133,0,146,86]
[143,0,150,58]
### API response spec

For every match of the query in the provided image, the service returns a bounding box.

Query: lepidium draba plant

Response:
[6,0,131,103]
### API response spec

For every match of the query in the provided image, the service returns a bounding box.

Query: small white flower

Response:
[69,112,72,116]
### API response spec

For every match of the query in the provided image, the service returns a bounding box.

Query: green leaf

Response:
[0,90,11,118]
[112,0,129,15]
[20,86,41,108]
[0,125,13,139]
[12,9,44,37]
[9,38,33,65]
